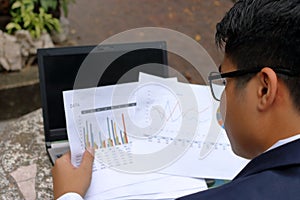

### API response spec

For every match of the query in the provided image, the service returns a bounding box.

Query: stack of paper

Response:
[63,73,249,200]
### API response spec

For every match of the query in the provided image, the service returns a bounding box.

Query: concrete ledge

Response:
[0,109,53,199]
[0,66,41,120]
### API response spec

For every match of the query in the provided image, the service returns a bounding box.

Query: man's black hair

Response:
[216,0,300,111]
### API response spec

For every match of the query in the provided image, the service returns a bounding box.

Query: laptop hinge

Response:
[46,142,51,148]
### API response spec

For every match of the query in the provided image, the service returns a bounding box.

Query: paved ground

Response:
[66,0,233,83]
[0,0,234,199]
[67,0,233,63]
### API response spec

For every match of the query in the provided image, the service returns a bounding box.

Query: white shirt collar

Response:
[265,134,300,152]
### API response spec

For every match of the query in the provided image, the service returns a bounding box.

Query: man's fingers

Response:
[61,151,71,160]
[87,147,95,157]
[53,151,71,167]
[80,149,95,172]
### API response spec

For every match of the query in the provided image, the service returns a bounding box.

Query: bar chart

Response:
[76,105,134,170]
[83,113,129,149]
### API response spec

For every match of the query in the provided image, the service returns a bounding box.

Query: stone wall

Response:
[0,30,54,71]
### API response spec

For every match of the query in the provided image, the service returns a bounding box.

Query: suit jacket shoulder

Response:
[178,139,300,200]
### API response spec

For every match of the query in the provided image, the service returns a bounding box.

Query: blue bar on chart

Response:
[83,113,129,149]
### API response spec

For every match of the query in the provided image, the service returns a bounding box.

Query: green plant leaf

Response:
[7,0,62,38]
[5,22,22,33]
[40,0,58,12]
[35,25,41,38]
[11,1,22,9]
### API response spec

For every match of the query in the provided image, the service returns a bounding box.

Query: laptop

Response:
[37,41,169,164]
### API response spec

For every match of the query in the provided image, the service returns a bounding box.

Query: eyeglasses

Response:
[208,66,298,101]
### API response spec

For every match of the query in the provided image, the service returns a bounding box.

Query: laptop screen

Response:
[38,41,168,143]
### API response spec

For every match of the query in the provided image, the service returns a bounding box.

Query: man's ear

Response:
[257,67,278,111]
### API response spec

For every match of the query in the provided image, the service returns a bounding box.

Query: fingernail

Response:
[86,147,95,157]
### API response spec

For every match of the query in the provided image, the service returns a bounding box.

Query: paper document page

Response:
[63,73,248,199]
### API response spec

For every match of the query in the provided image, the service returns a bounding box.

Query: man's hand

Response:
[52,149,94,199]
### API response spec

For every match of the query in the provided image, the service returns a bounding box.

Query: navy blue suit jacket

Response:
[178,139,300,200]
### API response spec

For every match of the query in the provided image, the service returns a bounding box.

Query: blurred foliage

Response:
[6,0,61,38]
[39,0,76,17]
[60,0,76,17]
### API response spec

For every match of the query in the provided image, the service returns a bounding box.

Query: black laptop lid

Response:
[38,41,168,143]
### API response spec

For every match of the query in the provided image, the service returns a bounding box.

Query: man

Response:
[52,0,300,199]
